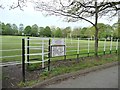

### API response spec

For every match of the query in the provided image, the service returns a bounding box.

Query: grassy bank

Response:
[18,53,118,87]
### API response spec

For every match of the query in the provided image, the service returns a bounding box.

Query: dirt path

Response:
[45,65,118,88]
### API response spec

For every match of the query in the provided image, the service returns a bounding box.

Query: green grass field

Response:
[0,35,118,62]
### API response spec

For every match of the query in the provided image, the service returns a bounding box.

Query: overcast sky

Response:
[0,0,118,29]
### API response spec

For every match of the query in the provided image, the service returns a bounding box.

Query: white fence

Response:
[0,37,119,67]
[1,37,119,82]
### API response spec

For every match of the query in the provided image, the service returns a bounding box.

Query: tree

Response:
[44,26,52,37]
[54,27,62,37]
[19,23,24,35]
[72,27,81,38]
[86,23,114,39]
[113,20,120,39]
[39,27,44,37]
[62,27,71,38]
[105,24,114,38]
[31,24,38,36]
[24,26,32,36]
[113,27,118,39]
[80,27,88,38]
[12,24,18,35]
[4,23,13,35]
[51,26,56,37]
[34,0,120,56]
[1,22,6,35]
[84,26,95,38]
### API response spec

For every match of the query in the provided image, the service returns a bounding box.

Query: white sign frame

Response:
[51,39,66,57]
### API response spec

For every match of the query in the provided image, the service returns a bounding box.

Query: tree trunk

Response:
[95,26,98,56]
[95,1,98,56]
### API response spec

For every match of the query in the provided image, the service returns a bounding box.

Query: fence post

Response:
[48,39,51,71]
[88,38,90,57]
[27,37,29,66]
[42,39,44,68]
[22,38,25,82]
[103,39,106,55]
[110,37,113,54]
[64,38,66,60]
[77,38,80,60]
[116,39,118,53]
[24,38,27,65]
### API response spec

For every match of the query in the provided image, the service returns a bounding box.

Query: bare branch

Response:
[0,4,4,9]
[34,0,120,26]
[9,0,27,10]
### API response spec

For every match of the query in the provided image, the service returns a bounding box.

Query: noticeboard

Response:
[51,39,66,57]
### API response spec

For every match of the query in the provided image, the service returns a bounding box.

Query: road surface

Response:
[45,65,118,88]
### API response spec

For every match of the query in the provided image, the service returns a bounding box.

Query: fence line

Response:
[1,38,119,61]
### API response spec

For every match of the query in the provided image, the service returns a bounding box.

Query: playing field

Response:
[0,36,117,62]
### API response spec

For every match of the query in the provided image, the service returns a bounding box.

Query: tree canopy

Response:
[33,0,120,56]
[24,25,32,36]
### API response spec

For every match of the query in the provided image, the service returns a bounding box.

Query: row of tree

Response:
[0,21,118,39]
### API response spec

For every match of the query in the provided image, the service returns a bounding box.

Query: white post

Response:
[104,39,106,54]
[116,39,118,51]
[77,38,80,54]
[110,37,113,53]
[42,39,44,68]
[88,38,90,56]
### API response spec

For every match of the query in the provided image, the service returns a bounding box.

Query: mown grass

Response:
[1,36,117,62]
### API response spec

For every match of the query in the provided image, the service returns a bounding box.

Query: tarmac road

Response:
[45,65,118,88]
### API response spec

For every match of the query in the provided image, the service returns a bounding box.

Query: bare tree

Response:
[33,0,120,56]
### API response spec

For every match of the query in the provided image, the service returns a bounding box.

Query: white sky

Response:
[0,0,118,29]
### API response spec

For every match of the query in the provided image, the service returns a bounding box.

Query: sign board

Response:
[51,39,66,57]
[51,39,65,45]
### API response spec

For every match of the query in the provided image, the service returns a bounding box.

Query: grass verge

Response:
[18,53,118,87]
